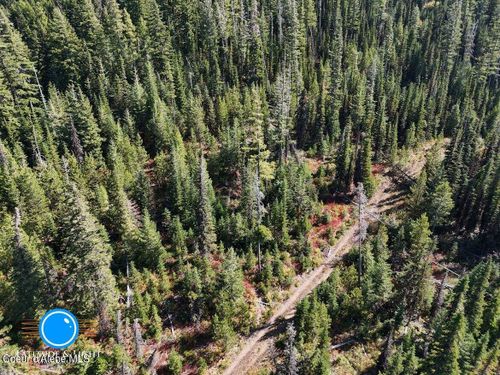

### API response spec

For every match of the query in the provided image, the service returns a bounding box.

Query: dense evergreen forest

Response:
[0,0,498,374]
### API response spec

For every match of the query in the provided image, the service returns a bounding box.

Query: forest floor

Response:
[213,143,435,375]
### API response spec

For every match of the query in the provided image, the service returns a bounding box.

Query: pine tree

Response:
[270,66,293,160]
[160,129,190,221]
[97,97,119,157]
[149,305,162,341]
[142,0,175,86]
[56,183,117,318]
[45,8,86,89]
[326,1,343,142]
[103,0,138,75]
[212,313,236,352]
[106,166,136,240]
[132,211,168,270]
[360,135,375,197]
[466,261,493,337]
[384,330,419,375]
[408,169,427,217]
[242,86,274,176]
[397,214,435,321]
[186,93,210,146]
[213,248,250,334]
[481,287,499,345]
[167,349,183,375]
[440,0,463,72]
[368,225,393,305]
[9,208,45,321]
[171,215,188,259]
[375,95,388,161]
[295,293,331,375]
[143,60,170,154]
[427,310,467,375]
[180,263,204,324]
[64,0,107,62]
[247,1,265,83]
[65,86,102,156]
[336,119,354,192]
[15,166,54,238]
[0,8,39,117]
[197,154,217,255]
[361,242,377,309]
[0,144,19,210]
[427,180,454,229]
[0,67,16,143]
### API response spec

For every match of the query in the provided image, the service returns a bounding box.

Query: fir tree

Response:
[56,183,117,318]
[427,180,454,229]
[408,169,427,217]
[45,8,86,89]
[197,154,217,255]
[397,214,435,321]
[167,349,183,375]
[360,134,375,197]
[65,86,102,156]
[213,248,250,334]
[149,305,162,341]
[132,211,168,270]
[9,208,45,321]
[336,119,354,192]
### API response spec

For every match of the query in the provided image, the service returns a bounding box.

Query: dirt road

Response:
[220,223,357,375]
[218,146,431,375]
[220,181,395,374]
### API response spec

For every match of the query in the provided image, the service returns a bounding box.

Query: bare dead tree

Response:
[116,310,123,345]
[126,261,132,310]
[70,119,84,163]
[133,318,144,359]
[14,207,21,248]
[167,313,176,338]
[0,141,6,166]
[280,323,298,375]
[33,66,47,112]
[29,101,45,167]
[147,349,160,374]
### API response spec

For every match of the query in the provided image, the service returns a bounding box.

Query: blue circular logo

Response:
[39,309,79,349]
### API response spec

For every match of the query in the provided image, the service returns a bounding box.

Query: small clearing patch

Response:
[308,203,351,250]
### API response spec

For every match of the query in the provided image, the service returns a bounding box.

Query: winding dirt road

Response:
[218,147,431,375]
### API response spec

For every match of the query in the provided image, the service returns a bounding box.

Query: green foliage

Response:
[55,183,117,318]
[362,226,393,310]
[295,293,331,374]
[197,154,217,255]
[384,332,419,375]
[130,211,168,270]
[427,180,454,229]
[213,249,252,339]
[10,218,45,321]
[167,349,183,375]
[396,214,435,320]
[0,0,498,373]
[45,8,86,89]
[149,305,162,341]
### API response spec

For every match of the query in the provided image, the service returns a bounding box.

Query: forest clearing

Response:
[217,142,435,375]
